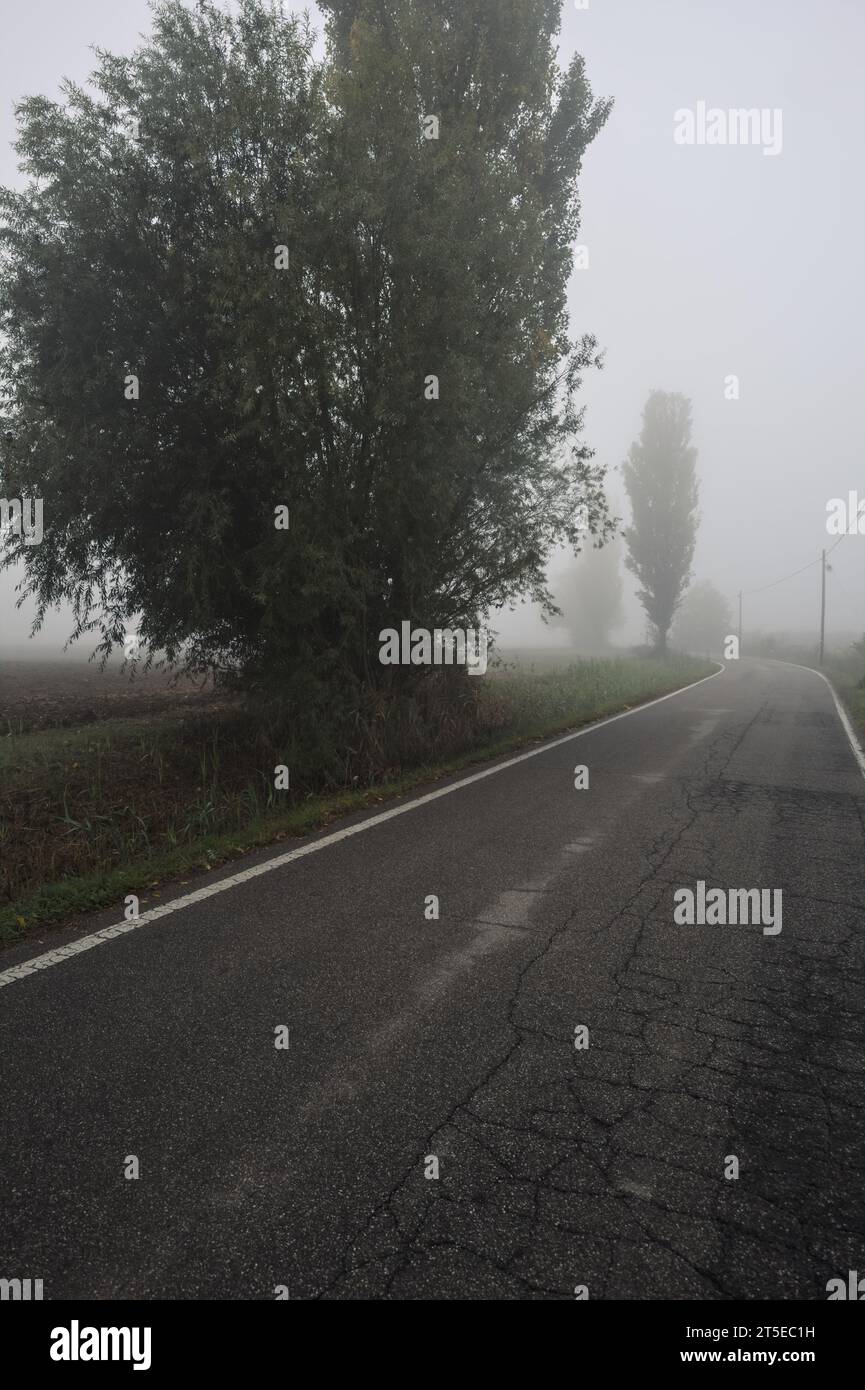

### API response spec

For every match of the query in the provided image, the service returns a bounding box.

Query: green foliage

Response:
[622,390,700,653]
[0,652,712,940]
[0,0,612,708]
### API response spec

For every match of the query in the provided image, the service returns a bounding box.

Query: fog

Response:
[2,0,862,656]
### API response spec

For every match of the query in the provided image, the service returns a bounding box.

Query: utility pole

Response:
[819,548,827,665]
[738,590,743,652]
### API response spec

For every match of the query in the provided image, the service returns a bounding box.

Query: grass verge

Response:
[0,655,716,945]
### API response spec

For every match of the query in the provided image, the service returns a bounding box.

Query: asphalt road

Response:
[2,658,864,1300]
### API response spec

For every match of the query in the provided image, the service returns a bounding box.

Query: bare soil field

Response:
[0,657,232,733]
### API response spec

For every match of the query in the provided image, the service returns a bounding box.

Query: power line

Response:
[742,554,821,598]
[740,530,849,598]
[730,519,860,667]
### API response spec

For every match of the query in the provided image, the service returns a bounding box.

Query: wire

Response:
[742,555,821,597]
[739,524,853,597]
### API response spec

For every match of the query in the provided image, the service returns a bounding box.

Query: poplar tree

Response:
[623,391,699,655]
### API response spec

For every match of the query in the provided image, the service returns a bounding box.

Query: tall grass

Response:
[0,655,714,939]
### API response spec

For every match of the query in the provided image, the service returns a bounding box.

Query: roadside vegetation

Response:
[0,654,714,943]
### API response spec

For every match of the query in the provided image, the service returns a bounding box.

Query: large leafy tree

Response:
[622,391,699,654]
[0,0,612,705]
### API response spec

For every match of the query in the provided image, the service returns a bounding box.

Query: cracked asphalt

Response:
[2,657,864,1300]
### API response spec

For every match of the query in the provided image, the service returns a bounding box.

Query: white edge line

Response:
[0,662,725,990]
[759,658,865,782]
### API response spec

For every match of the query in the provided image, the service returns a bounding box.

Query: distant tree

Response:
[0,0,613,710]
[622,391,699,655]
[550,530,624,651]
[851,633,865,688]
[671,579,731,656]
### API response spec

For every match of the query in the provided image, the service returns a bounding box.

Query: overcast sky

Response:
[1,0,863,652]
